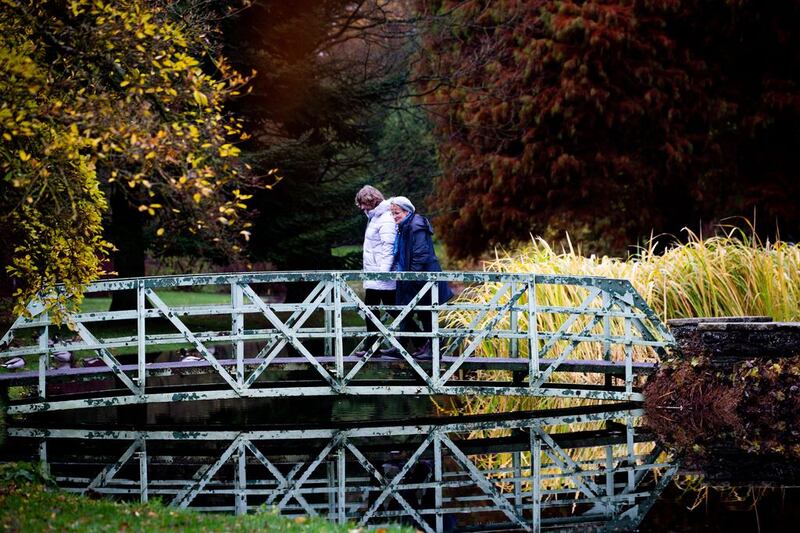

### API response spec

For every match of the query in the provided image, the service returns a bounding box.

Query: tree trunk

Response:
[108,188,145,311]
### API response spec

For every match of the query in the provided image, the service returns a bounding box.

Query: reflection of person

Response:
[354,186,397,356]
[382,196,453,359]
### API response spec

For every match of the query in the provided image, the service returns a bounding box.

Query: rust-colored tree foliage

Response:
[417,0,800,257]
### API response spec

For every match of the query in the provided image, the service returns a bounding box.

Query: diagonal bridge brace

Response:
[345,437,434,533]
[439,432,531,531]
[244,440,317,515]
[438,283,528,386]
[85,435,145,492]
[529,287,606,389]
[171,434,245,508]
[242,281,332,390]
[532,425,608,508]
[274,434,344,511]
[338,281,435,388]
[146,289,242,394]
[74,322,143,397]
[357,430,438,529]
[239,283,340,391]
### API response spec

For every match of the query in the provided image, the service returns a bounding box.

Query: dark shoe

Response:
[378,346,403,358]
[412,340,432,360]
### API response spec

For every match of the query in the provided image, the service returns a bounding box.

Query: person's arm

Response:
[377,216,396,273]
[410,228,429,271]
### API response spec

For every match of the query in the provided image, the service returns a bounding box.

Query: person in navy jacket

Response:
[381,196,453,359]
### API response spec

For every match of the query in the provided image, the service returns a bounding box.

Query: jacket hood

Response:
[367,199,391,219]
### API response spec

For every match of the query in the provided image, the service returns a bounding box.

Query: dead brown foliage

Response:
[644,355,800,457]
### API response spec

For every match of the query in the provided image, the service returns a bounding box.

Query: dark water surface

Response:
[1,398,798,532]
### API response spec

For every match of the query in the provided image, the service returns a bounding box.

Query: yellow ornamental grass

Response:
[444,226,800,417]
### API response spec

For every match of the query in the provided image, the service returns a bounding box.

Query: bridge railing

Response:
[0,271,674,412]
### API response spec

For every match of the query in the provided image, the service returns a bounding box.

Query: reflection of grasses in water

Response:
[439,226,800,416]
[463,421,661,495]
[672,475,766,513]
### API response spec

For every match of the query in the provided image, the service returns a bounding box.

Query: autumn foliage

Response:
[0,0,256,318]
[417,0,800,257]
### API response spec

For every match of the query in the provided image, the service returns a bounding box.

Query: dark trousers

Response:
[364,289,396,336]
[402,311,432,335]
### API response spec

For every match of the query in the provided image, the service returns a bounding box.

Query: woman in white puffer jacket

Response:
[355,185,397,355]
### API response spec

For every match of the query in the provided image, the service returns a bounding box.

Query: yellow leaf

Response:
[156,228,165,236]
[18,150,31,161]
[192,192,202,203]
[193,90,209,107]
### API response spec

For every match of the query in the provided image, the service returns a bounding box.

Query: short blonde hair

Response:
[355,185,384,209]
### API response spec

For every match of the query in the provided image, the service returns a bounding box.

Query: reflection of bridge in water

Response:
[0,272,674,414]
[2,407,677,532]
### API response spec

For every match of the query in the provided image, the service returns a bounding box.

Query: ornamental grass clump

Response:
[637,228,800,322]
[443,225,800,417]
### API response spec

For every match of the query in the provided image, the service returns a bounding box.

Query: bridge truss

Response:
[0,271,674,413]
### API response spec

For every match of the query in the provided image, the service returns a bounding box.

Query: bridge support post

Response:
[527,280,539,387]
[433,432,443,532]
[432,282,440,387]
[138,438,148,504]
[37,318,47,400]
[324,289,333,357]
[231,282,245,387]
[603,291,613,388]
[512,282,526,384]
[137,280,146,395]
[333,276,344,381]
[530,427,541,532]
[234,439,247,515]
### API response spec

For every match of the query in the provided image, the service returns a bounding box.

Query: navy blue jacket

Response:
[394,213,454,306]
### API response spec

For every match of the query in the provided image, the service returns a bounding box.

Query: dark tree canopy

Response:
[418,0,800,257]
[223,0,439,269]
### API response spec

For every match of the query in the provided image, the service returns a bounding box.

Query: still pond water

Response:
[1,397,798,532]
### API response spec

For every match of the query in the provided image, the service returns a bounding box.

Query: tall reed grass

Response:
[444,225,800,413]
[489,226,800,323]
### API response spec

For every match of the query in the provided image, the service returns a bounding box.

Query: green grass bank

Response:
[0,465,411,533]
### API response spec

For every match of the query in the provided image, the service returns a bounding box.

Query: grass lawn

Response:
[0,465,412,533]
[80,290,233,314]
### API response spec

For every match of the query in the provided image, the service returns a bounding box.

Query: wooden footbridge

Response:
[1,406,677,532]
[0,271,674,414]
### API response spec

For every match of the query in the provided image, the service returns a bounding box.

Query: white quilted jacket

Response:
[362,200,397,290]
